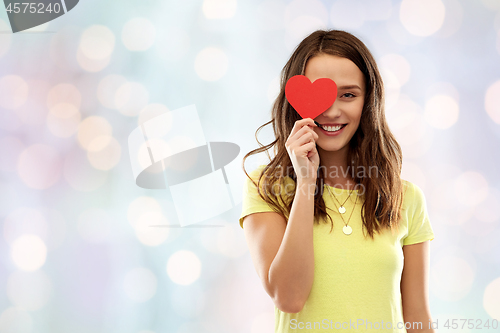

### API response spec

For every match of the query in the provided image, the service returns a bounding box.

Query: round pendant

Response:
[338,206,346,214]
[343,225,352,235]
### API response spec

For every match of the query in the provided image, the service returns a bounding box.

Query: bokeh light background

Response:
[0,0,499,332]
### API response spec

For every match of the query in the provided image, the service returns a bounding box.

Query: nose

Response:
[322,100,341,119]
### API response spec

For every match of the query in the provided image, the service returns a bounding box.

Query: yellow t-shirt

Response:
[239,164,435,333]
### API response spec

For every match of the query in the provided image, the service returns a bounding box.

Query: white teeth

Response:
[324,125,344,132]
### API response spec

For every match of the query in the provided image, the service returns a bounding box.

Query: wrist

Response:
[296,180,317,197]
[297,177,317,187]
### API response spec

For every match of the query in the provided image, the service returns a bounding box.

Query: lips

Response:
[318,124,347,136]
[319,123,346,127]
[318,123,347,130]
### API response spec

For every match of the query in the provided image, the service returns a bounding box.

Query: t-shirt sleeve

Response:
[239,166,279,229]
[403,182,435,246]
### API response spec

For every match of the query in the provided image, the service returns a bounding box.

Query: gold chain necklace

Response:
[328,185,355,214]
[326,185,358,235]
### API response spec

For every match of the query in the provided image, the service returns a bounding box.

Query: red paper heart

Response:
[285,75,337,119]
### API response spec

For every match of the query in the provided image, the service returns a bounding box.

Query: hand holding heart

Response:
[284,75,338,183]
[285,75,338,120]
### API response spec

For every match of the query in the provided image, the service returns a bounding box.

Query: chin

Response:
[317,142,347,152]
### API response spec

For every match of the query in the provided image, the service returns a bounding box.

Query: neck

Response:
[317,145,356,190]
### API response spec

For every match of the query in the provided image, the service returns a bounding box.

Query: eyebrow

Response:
[338,85,362,90]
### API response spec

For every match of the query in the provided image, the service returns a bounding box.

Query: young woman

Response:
[239,30,435,332]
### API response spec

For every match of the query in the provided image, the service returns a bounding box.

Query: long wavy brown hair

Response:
[242,29,405,239]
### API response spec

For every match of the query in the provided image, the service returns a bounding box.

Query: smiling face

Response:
[304,54,366,154]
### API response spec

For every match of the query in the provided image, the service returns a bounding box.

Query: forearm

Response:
[268,180,316,312]
[404,312,435,333]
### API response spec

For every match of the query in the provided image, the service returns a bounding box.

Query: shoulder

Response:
[247,164,267,178]
[247,164,295,184]
[400,179,427,210]
[244,164,268,186]
[244,164,296,199]
[401,179,425,198]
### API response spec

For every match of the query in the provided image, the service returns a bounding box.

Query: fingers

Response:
[286,131,318,162]
[287,119,319,145]
[296,141,317,157]
[285,119,320,183]
[293,131,317,147]
[288,118,318,138]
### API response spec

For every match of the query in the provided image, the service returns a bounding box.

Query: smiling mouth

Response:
[318,124,347,132]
